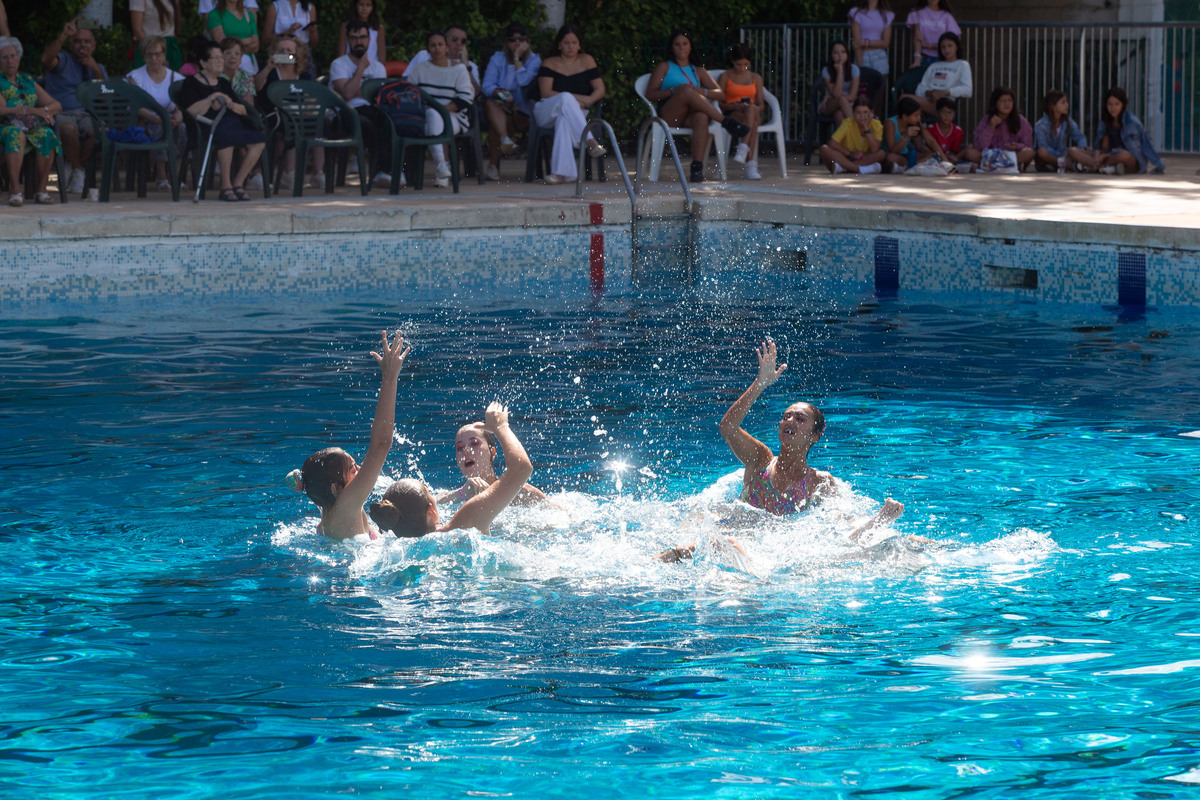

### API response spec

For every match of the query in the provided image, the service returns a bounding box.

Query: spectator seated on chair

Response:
[899,31,970,118]
[336,0,385,63]
[717,43,764,180]
[1,36,63,206]
[818,95,884,175]
[255,34,325,189]
[482,21,540,181]
[531,24,605,185]
[406,24,480,98]
[818,39,858,127]
[406,30,473,188]
[220,37,257,104]
[41,17,107,195]
[644,29,750,184]
[127,35,187,192]
[330,18,389,186]
[176,40,266,200]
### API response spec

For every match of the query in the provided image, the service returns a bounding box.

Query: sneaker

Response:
[68,168,85,194]
[278,170,294,190]
[1100,164,1125,175]
[733,142,750,165]
[309,172,325,191]
[1116,163,1126,175]
[347,157,359,175]
[891,164,906,175]
[434,176,450,188]
[156,178,172,192]
[485,164,500,182]
[859,162,882,174]
[500,135,516,156]
[832,163,847,174]
[689,161,704,183]
[60,163,74,189]
[373,171,392,188]
[744,160,761,180]
[544,174,565,184]
[245,173,264,191]
[435,161,452,181]
[1074,162,1088,173]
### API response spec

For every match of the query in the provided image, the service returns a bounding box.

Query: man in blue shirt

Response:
[482,22,540,181]
[41,17,108,194]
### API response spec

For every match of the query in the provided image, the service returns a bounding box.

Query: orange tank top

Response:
[724,79,757,103]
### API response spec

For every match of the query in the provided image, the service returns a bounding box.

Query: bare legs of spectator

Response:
[485,98,529,171]
[819,92,853,126]
[57,122,92,173]
[216,142,266,190]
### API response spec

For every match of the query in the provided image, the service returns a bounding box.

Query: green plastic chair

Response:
[266,79,369,197]
[362,78,460,194]
[76,79,181,202]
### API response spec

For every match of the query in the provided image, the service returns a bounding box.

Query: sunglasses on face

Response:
[508,35,526,42]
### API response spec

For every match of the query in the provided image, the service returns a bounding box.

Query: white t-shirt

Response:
[405,50,480,88]
[126,65,184,109]
[329,54,387,107]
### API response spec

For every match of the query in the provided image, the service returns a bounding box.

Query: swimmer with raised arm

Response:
[370,403,533,537]
[436,421,547,506]
[660,340,902,561]
[287,331,410,540]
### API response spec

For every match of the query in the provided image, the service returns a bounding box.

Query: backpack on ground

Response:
[375,79,426,137]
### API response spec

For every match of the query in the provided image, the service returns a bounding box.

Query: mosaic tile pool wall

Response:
[697,222,1200,307]
[5,218,1200,307]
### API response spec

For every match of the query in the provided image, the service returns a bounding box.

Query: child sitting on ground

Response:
[818,95,885,175]
[884,95,946,172]
[287,331,410,540]
[927,96,965,163]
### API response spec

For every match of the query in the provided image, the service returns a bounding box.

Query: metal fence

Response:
[739,22,1200,154]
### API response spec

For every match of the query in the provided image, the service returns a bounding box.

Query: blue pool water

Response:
[3,285,1199,798]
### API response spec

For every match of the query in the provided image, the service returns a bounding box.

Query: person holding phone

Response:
[717,42,765,180]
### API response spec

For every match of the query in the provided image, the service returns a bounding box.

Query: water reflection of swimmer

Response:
[370,403,533,537]
[660,339,904,562]
[435,421,547,506]
[287,331,410,540]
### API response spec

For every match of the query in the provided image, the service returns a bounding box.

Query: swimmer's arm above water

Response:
[719,339,785,472]
[322,331,409,539]
[445,403,534,533]
[437,477,547,506]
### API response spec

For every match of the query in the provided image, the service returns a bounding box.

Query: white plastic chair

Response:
[709,69,788,179]
[633,72,726,182]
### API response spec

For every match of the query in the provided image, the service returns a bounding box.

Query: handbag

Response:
[979,148,1019,174]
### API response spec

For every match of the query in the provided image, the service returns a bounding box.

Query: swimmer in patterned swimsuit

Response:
[659,339,903,562]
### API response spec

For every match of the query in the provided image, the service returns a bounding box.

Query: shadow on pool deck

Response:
[10,152,1200,234]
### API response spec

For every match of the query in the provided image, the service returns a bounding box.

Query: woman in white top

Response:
[126,34,186,191]
[407,30,475,188]
[263,0,317,52]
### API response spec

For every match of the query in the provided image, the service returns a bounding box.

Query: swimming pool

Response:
[3,283,1198,798]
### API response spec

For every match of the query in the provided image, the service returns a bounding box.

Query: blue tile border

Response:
[874,236,900,293]
[1118,252,1147,306]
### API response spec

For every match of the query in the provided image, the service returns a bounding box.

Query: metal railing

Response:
[739,22,1200,154]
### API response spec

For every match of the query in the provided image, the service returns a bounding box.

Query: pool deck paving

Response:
[6,153,1200,248]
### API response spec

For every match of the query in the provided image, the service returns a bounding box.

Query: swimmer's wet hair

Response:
[369,479,435,538]
[300,447,355,510]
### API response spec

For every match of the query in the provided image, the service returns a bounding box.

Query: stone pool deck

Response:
[6,154,1200,248]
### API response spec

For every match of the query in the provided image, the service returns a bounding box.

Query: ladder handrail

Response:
[573,119,634,204]
[633,117,692,205]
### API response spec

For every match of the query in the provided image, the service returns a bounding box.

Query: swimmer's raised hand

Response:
[483,402,510,432]
[754,339,786,389]
[371,330,410,378]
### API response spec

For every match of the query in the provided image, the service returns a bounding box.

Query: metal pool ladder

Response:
[573,117,697,285]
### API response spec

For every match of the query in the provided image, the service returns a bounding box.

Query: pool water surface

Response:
[2,286,1198,798]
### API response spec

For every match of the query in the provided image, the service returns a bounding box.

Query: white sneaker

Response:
[279,170,294,190]
[434,176,450,188]
[347,157,360,175]
[245,174,264,190]
[1100,164,1126,175]
[733,142,750,165]
[500,135,516,156]
[309,172,325,190]
[435,161,452,180]
[68,168,85,193]
[60,163,74,189]
[859,162,882,174]
[744,160,761,180]
[373,171,392,188]
[832,162,847,174]
[485,164,500,181]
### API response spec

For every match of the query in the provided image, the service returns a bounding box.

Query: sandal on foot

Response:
[8,192,23,207]
[218,187,238,202]
[232,186,251,201]
[35,192,54,205]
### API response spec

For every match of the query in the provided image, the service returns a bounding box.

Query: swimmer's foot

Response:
[657,544,696,563]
